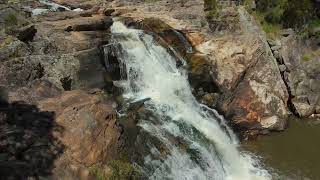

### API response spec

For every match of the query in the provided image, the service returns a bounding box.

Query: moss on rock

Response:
[141,17,171,33]
[0,36,14,49]
[107,160,141,180]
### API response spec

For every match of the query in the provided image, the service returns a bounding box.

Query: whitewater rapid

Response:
[110,21,271,180]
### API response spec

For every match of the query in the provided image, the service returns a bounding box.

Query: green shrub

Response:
[0,36,14,48]
[263,23,282,38]
[108,160,140,180]
[298,17,320,39]
[303,54,312,61]
[204,0,217,11]
[282,0,313,28]
[255,0,314,28]
[204,0,218,19]
[89,165,108,180]
[4,13,18,26]
[264,5,285,24]
[250,11,282,38]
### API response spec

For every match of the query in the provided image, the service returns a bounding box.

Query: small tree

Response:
[282,0,313,28]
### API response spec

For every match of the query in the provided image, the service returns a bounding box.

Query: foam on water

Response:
[111,21,271,180]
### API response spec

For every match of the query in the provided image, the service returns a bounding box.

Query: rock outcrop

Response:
[280,35,320,118]
[38,90,124,179]
[0,6,113,91]
[1,2,319,179]
[0,1,126,179]
[198,33,289,131]
[191,7,289,138]
[114,1,289,138]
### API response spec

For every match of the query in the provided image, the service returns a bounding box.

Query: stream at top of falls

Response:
[110,21,271,180]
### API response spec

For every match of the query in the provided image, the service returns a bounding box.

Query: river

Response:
[244,117,320,180]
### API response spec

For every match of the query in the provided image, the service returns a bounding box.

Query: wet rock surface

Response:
[112,1,292,138]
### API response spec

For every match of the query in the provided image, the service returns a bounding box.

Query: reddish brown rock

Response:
[8,80,61,104]
[38,90,124,179]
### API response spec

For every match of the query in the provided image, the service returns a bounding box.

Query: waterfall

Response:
[110,21,271,180]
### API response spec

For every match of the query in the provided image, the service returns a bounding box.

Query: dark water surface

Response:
[243,117,320,180]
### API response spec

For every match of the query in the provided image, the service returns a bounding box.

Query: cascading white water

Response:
[110,21,271,180]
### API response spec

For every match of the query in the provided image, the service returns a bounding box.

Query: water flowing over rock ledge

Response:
[106,2,290,139]
[0,0,319,179]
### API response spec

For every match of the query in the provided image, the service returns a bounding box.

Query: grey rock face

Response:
[0,13,113,91]
[280,35,320,117]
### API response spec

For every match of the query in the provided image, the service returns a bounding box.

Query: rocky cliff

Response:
[0,0,319,179]
[108,0,290,139]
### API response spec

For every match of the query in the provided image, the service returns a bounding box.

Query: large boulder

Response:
[188,7,289,138]
[0,88,124,179]
[280,35,320,117]
[196,33,288,134]
[38,90,124,179]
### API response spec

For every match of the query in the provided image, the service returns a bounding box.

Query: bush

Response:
[204,0,219,19]
[255,0,314,28]
[204,0,217,11]
[282,0,313,28]
[108,160,140,180]
[264,5,285,24]
[4,13,18,26]
[89,165,107,180]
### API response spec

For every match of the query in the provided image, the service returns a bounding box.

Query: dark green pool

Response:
[243,117,320,180]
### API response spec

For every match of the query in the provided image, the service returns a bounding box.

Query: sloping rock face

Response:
[213,8,289,136]
[0,1,127,179]
[39,90,124,179]
[0,3,112,92]
[0,90,64,179]
[280,35,320,118]
[114,1,289,138]
[0,87,124,179]
[196,32,288,134]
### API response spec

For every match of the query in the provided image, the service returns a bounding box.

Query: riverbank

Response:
[243,117,320,180]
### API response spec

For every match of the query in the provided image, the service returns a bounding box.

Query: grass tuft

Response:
[4,13,18,26]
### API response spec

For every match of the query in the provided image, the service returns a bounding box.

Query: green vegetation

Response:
[299,18,320,39]
[89,165,107,180]
[89,160,140,180]
[254,0,313,27]
[141,18,171,33]
[247,8,282,38]
[204,0,218,18]
[4,13,18,26]
[244,0,320,38]
[108,160,140,180]
[282,0,313,28]
[302,50,320,61]
[303,54,312,61]
[0,36,14,48]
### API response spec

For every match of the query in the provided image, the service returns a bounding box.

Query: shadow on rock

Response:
[0,100,64,179]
